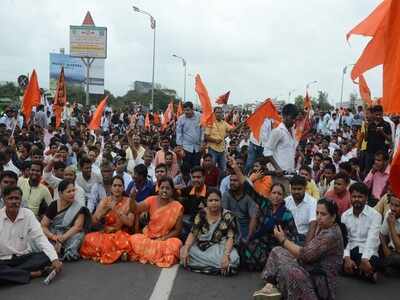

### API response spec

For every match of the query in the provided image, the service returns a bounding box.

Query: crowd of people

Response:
[0,99,399,300]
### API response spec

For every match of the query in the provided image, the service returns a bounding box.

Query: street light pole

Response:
[172,54,187,102]
[340,64,355,107]
[306,80,318,91]
[288,89,295,102]
[133,6,156,110]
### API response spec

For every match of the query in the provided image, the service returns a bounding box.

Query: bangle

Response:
[281,238,287,246]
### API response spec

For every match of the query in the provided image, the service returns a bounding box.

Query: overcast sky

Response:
[0,0,383,105]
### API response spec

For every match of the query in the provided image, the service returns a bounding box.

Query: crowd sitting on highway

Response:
[0,100,399,300]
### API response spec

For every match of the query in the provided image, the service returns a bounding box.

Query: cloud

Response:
[0,0,383,105]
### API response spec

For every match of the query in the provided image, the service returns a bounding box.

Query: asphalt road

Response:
[1,261,398,300]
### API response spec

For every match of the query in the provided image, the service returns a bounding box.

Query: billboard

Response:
[70,25,107,58]
[49,53,104,94]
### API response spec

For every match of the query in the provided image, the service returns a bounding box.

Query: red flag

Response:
[389,148,400,197]
[22,70,41,123]
[88,96,109,130]
[383,0,400,114]
[145,112,150,129]
[153,112,160,125]
[176,101,183,117]
[246,99,282,141]
[216,91,231,105]
[295,111,311,142]
[162,101,174,129]
[53,67,67,128]
[358,75,374,106]
[195,74,215,127]
[304,91,312,110]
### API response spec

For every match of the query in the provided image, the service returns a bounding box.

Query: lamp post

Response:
[133,5,156,110]
[288,89,296,102]
[306,80,318,91]
[172,54,187,102]
[340,64,355,107]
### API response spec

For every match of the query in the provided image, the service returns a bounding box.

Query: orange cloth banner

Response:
[53,66,67,128]
[195,74,215,127]
[22,70,41,123]
[216,91,230,105]
[88,96,109,130]
[145,112,150,129]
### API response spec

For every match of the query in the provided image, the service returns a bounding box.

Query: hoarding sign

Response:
[70,25,107,58]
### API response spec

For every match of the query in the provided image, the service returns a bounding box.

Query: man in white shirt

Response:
[379,192,400,275]
[75,157,102,206]
[284,175,317,245]
[342,182,382,282]
[0,186,62,284]
[264,104,298,193]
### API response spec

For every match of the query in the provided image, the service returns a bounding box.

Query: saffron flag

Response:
[304,91,312,110]
[153,112,160,125]
[246,99,282,142]
[22,70,41,123]
[195,74,215,127]
[176,101,183,117]
[88,96,109,130]
[358,75,373,106]
[53,67,67,128]
[145,112,150,129]
[389,147,400,197]
[162,101,174,129]
[216,91,231,105]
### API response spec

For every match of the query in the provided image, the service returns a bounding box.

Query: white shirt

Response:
[0,207,58,261]
[380,210,400,249]
[341,205,382,259]
[263,122,297,172]
[75,171,102,204]
[328,118,340,133]
[285,193,317,235]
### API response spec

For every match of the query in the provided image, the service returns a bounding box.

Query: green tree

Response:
[66,84,85,105]
[316,90,333,112]
[0,82,23,101]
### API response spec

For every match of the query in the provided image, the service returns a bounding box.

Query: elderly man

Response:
[0,186,62,284]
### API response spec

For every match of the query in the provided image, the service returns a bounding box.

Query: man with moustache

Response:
[342,182,382,282]
[0,186,62,284]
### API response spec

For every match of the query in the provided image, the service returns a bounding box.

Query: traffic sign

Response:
[17,75,29,89]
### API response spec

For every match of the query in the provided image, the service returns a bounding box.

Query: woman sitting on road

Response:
[80,176,135,264]
[253,199,345,300]
[180,188,240,276]
[41,180,90,261]
[129,176,183,268]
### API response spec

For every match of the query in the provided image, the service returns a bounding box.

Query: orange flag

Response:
[162,101,174,129]
[88,96,109,130]
[246,99,282,141]
[53,67,67,128]
[195,74,215,127]
[358,75,373,106]
[176,101,183,117]
[153,112,160,125]
[145,112,150,129]
[304,91,312,110]
[22,70,41,123]
[216,91,230,105]
[389,147,400,197]
[383,0,400,114]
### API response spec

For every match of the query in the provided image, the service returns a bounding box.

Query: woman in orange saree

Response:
[80,176,135,264]
[129,176,183,268]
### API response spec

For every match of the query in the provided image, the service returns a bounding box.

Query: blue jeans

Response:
[245,142,264,174]
[208,148,226,173]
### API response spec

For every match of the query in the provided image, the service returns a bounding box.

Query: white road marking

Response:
[149,265,179,300]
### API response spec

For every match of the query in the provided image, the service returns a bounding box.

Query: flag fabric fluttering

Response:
[176,101,183,117]
[304,91,312,111]
[145,112,151,129]
[22,70,41,124]
[216,91,231,105]
[88,96,109,130]
[53,66,67,128]
[358,74,374,106]
[162,101,174,129]
[246,99,282,142]
[347,0,400,113]
[195,74,215,127]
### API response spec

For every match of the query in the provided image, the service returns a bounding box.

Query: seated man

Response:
[0,186,62,285]
[202,153,220,188]
[222,172,258,242]
[126,164,154,202]
[220,156,245,195]
[0,170,19,208]
[342,182,382,282]
[179,166,209,240]
[18,161,53,219]
[364,150,390,201]
[284,175,317,244]
[299,165,320,200]
[324,172,351,215]
[380,191,400,276]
